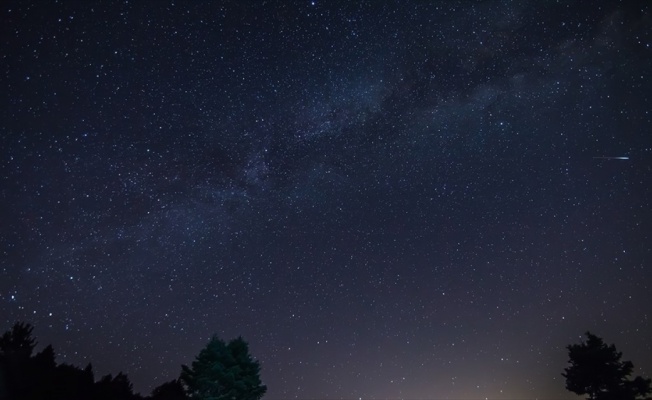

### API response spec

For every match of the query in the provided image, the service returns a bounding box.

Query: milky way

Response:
[2,1,651,399]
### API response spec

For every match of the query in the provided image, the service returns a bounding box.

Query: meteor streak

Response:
[593,156,629,160]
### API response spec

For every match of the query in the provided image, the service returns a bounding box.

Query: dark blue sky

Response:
[2,1,651,398]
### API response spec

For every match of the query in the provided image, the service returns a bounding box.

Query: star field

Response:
[1,1,652,399]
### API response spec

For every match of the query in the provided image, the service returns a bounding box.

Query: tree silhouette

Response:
[0,322,147,400]
[0,322,39,400]
[52,363,96,400]
[95,372,141,400]
[0,322,36,359]
[149,379,188,400]
[0,323,269,400]
[563,331,652,400]
[30,344,57,399]
[180,336,266,400]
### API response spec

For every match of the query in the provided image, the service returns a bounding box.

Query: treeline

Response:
[3,321,650,400]
[0,322,185,400]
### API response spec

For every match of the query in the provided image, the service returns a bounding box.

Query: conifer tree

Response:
[180,336,266,400]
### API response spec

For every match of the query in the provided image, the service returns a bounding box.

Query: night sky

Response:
[2,1,652,399]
